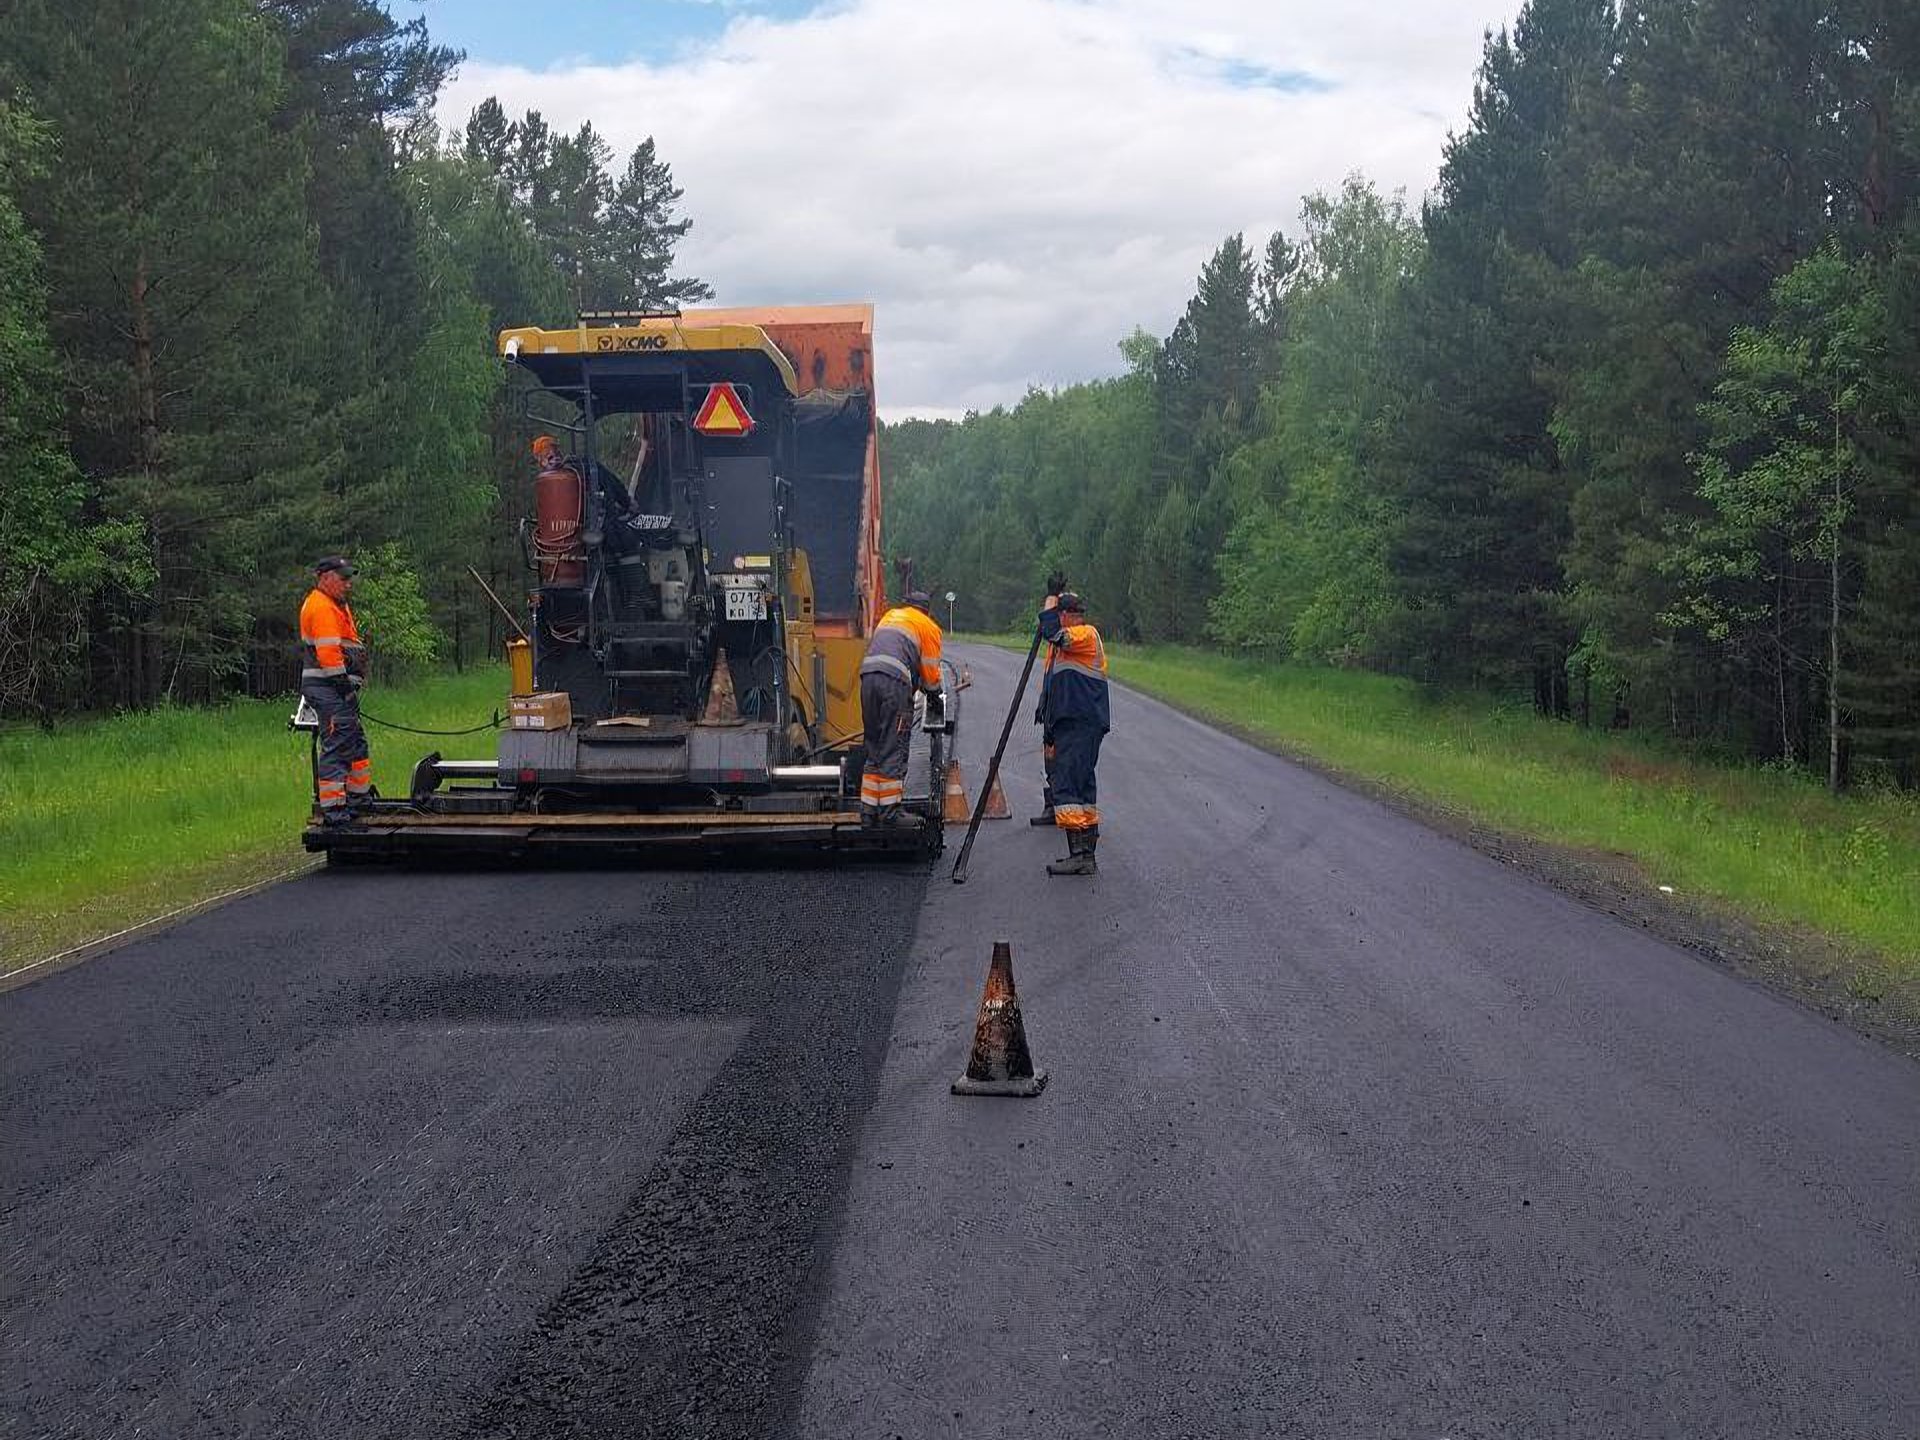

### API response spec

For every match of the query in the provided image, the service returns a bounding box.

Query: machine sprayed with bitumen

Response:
[304,305,952,861]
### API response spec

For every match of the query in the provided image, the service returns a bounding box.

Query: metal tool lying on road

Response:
[304,306,951,863]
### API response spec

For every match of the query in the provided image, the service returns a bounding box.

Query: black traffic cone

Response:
[952,940,1048,1097]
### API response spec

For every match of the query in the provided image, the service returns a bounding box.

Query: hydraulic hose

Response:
[357,708,503,737]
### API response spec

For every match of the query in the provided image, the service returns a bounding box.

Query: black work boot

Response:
[1046,828,1097,877]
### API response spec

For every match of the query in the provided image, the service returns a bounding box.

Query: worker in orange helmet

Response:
[1037,582,1108,876]
[857,590,944,828]
[299,556,373,827]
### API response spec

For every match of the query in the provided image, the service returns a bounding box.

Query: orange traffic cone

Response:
[983,766,1011,819]
[941,758,971,822]
[953,941,1047,1097]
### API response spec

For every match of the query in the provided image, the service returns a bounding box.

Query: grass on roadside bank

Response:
[970,635,1920,1012]
[0,667,509,977]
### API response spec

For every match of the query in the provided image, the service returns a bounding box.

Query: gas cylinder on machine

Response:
[533,447,585,587]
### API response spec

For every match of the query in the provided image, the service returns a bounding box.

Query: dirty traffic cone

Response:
[701,648,738,724]
[952,940,1048,1098]
[941,758,971,822]
[957,663,973,690]
[982,766,1011,819]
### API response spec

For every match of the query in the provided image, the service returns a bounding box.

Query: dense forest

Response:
[0,0,708,719]
[886,0,1920,789]
[4,2,1915,791]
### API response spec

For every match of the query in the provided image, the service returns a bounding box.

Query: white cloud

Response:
[438,0,1520,419]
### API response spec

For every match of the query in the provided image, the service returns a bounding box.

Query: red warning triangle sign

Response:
[691,381,754,436]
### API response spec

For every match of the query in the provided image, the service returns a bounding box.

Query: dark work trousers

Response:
[859,672,914,813]
[1039,725,1057,810]
[304,680,370,815]
[1049,718,1104,832]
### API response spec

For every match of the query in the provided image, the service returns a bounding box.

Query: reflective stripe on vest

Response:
[859,651,914,683]
[1046,627,1107,682]
[862,609,942,687]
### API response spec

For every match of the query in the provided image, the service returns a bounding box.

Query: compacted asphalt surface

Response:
[4,641,1917,1439]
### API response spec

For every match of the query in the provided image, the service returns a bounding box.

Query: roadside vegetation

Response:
[888,6,1920,799]
[0,667,507,976]
[1099,644,1920,1016]
[1,1,709,722]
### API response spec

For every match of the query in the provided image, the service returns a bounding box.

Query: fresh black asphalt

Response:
[2,867,925,1438]
[4,641,1916,1439]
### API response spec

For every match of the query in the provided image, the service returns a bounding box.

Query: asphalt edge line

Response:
[0,859,326,995]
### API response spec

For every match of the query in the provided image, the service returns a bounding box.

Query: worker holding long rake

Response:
[1037,582,1108,876]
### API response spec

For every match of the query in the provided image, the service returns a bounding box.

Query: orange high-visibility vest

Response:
[1041,611,1108,729]
[860,605,944,688]
[299,588,366,685]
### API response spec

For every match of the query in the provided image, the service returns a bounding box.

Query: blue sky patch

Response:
[1211,58,1333,93]
[1170,48,1332,94]
[411,0,822,68]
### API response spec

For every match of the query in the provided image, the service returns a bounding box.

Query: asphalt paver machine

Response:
[304,305,950,861]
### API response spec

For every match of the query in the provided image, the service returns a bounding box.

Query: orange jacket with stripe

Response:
[299,588,367,687]
[859,605,944,689]
[1040,607,1109,730]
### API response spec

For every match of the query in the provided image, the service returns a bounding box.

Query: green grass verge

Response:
[0,668,510,976]
[972,635,1920,1007]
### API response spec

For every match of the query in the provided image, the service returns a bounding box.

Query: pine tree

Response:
[5,0,334,704]
[463,97,515,176]
[601,138,713,310]
[544,122,614,310]
[1553,0,1840,739]
[0,103,145,717]
[1846,216,1920,783]
[1381,0,1615,706]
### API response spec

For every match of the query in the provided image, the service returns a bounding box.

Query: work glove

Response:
[1044,570,1067,596]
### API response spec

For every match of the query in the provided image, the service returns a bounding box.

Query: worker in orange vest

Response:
[299,555,372,827]
[858,590,944,827]
[1038,585,1108,875]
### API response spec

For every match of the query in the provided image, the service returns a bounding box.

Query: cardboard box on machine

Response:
[507,691,572,730]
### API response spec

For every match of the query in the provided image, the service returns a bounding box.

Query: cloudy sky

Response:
[423,0,1523,419]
